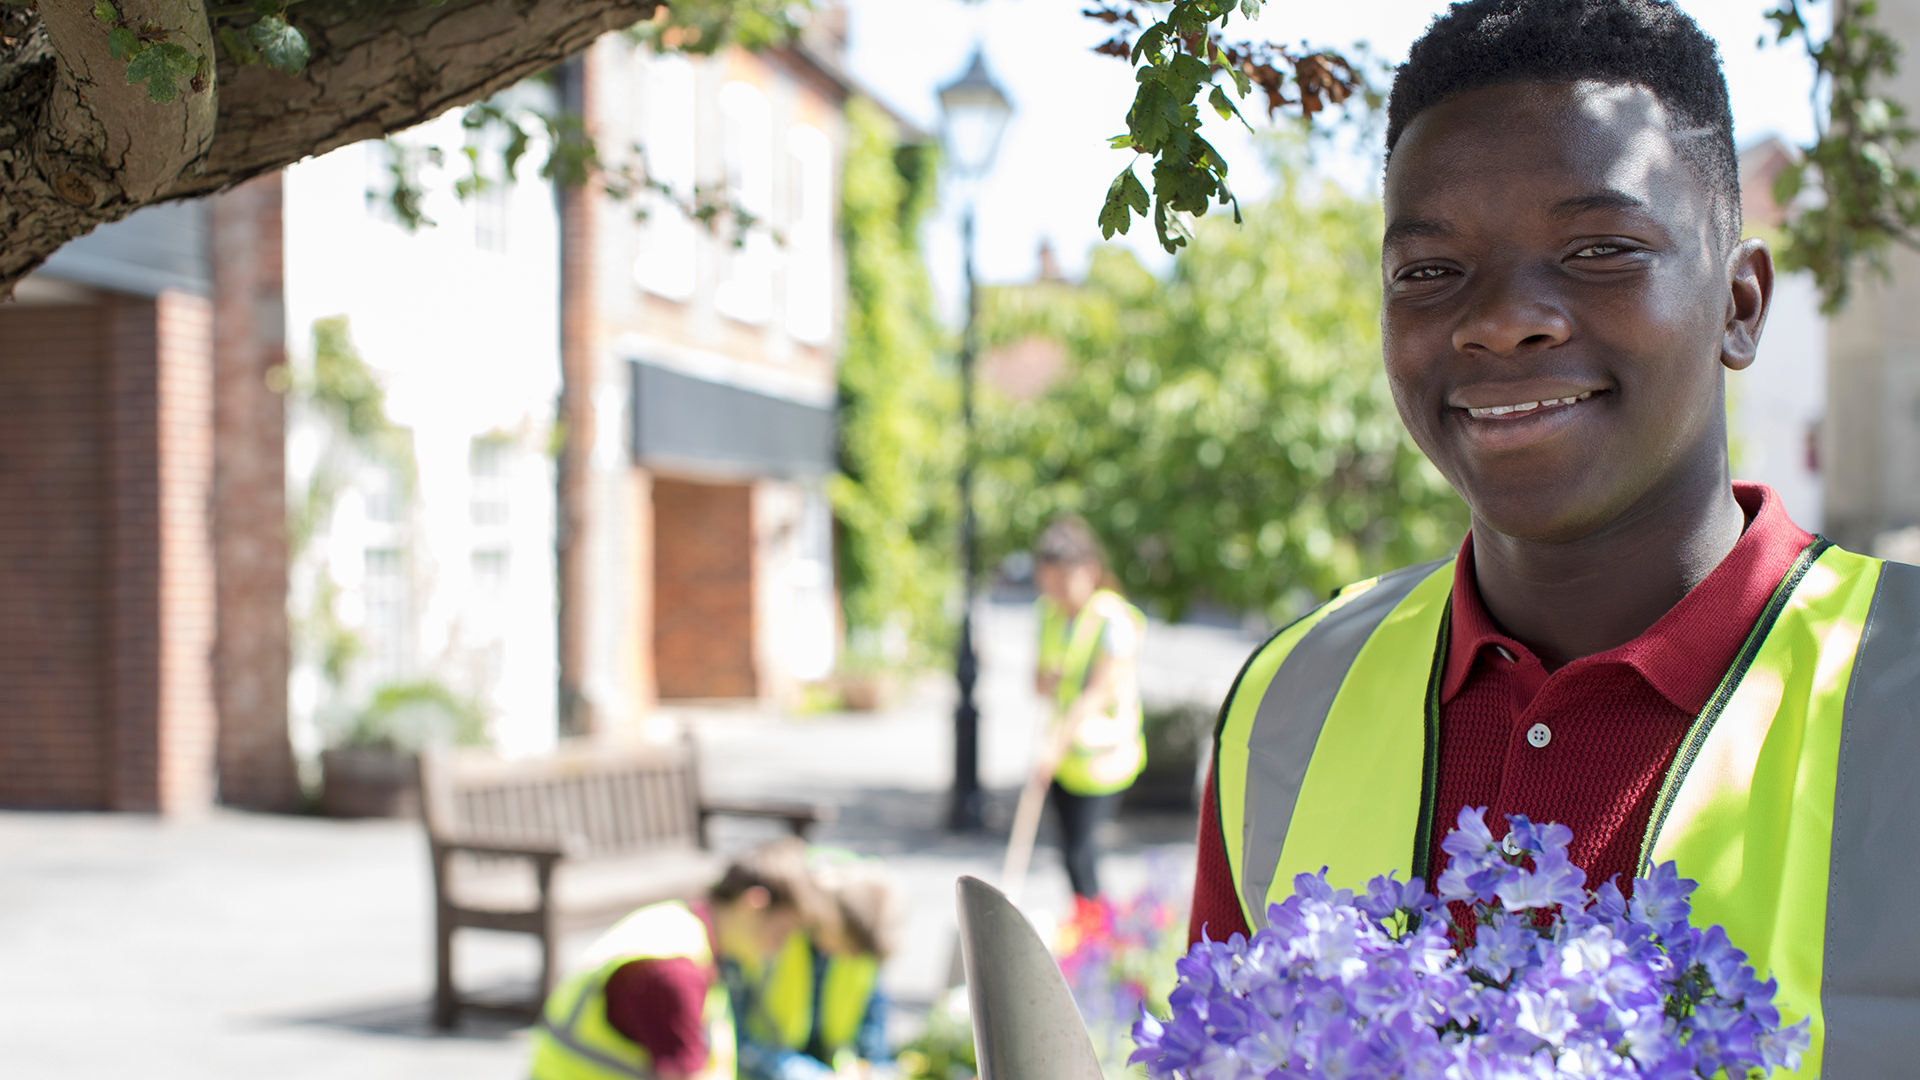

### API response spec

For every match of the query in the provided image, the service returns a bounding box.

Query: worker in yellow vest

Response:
[530,838,827,1080]
[733,850,904,1079]
[1031,515,1147,910]
[806,854,904,1075]
[1182,0,1920,1074]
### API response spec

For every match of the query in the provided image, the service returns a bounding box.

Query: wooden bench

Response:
[418,734,832,1028]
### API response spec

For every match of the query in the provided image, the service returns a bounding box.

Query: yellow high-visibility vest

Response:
[815,952,880,1063]
[738,929,814,1052]
[529,901,735,1080]
[1037,588,1148,795]
[1211,543,1920,1077]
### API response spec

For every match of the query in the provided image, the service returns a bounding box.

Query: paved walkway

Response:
[0,598,1259,1079]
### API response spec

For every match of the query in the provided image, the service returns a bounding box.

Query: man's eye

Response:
[1400,266,1451,281]
[1573,243,1629,258]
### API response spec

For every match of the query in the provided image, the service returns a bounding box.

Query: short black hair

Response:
[1386,0,1740,245]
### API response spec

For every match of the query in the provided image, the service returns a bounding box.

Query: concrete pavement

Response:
[0,597,1260,1078]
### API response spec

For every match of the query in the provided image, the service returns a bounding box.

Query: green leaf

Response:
[107,27,138,60]
[92,1,117,22]
[253,0,281,15]
[1229,63,1252,100]
[124,43,177,102]
[1099,169,1139,239]
[1121,168,1150,216]
[1208,85,1235,121]
[248,15,309,75]
[217,25,259,65]
[1167,52,1212,90]
[1107,133,1134,150]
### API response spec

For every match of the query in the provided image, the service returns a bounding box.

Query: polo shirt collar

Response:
[1439,482,1816,712]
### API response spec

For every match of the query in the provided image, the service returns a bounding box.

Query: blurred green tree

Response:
[976,153,1467,625]
[832,98,960,665]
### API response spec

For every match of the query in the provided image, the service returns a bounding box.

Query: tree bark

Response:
[2,0,216,292]
[0,0,660,294]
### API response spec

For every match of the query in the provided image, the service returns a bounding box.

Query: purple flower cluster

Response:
[1131,807,1810,1079]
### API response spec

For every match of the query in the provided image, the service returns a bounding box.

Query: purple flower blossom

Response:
[1130,807,1810,1079]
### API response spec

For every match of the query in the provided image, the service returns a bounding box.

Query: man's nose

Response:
[1451,265,1572,356]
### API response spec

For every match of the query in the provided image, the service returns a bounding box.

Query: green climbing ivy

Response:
[831,97,959,666]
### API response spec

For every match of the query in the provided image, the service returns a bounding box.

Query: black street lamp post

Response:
[939,48,1012,832]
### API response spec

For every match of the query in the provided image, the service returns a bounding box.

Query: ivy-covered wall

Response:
[831,98,958,666]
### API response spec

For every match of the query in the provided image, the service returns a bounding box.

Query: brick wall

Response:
[0,303,111,808]
[210,175,298,811]
[0,290,219,812]
[654,477,758,699]
[106,292,219,813]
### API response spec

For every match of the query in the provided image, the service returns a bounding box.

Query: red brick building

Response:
[1,184,298,813]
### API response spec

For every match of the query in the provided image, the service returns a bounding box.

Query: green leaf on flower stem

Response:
[107,27,139,60]
[93,1,117,22]
[248,15,309,75]
[1239,0,1263,17]
[1107,133,1134,150]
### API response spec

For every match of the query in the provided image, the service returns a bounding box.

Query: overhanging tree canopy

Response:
[0,0,659,292]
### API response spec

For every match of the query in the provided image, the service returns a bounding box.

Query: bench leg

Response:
[433,910,459,1030]
[538,913,560,1004]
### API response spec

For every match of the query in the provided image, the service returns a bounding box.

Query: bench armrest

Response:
[699,797,835,840]
[434,834,585,862]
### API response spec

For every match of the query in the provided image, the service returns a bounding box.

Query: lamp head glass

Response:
[938,48,1013,177]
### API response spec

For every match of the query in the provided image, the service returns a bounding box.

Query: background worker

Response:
[734,849,906,1079]
[529,838,825,1080]
[1030,515,1147,911]
[805,856,906,1076]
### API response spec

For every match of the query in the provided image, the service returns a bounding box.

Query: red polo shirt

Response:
[1187,483,1814,944]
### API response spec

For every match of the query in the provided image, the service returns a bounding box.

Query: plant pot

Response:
[319,746,420,819]
[836,670,897,712]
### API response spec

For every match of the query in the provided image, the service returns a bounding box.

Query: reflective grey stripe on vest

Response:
[537,979,655,1079]
[1239,560,1443,925]
[1823,559,1920,1077]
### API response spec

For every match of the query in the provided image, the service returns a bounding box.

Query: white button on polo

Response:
[1501,833,1522,856]
[1526,722,1552,749]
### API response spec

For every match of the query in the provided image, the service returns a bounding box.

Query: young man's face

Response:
[1381,80,1768,544]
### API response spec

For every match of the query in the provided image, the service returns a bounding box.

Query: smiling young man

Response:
[1187,0,1920,1074]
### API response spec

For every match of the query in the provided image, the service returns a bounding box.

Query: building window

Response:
[714,80,775,325]
[786,125,833,345]
[634,51,699,301]
[469,436,512,527]
[473,181,510,254]
[362,546,413,681]
[362,458,408,525]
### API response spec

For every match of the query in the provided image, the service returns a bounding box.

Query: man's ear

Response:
[1722,237,1774,372]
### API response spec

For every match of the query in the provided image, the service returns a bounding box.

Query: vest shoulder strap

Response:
[1215,559,1452,929]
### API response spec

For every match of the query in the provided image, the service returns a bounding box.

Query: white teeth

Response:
[1465,391,1593,419]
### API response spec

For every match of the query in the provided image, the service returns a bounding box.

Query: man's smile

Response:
[1447,386,1608,453]
[1463,390,1596,420]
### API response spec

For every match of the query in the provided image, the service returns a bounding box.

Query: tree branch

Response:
[2,0,217,291]
[166,0,661,200]
[0,0,661,294]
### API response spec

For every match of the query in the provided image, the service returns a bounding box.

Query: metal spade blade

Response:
[955,875,1105,1080]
